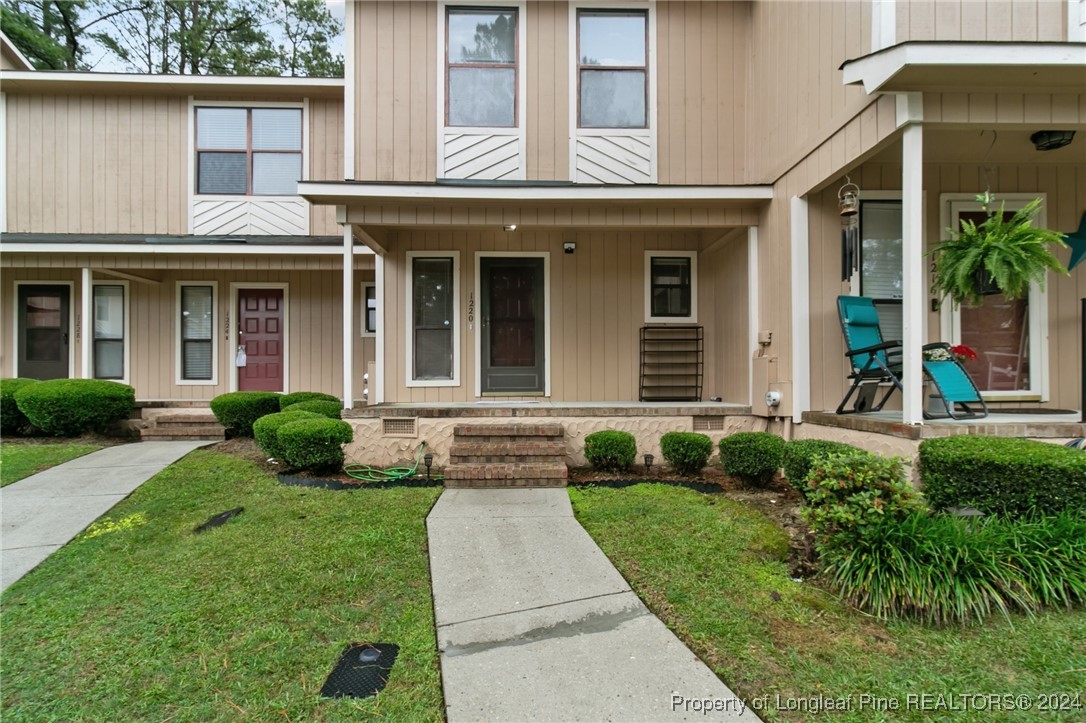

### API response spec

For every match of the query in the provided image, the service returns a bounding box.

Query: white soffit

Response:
[841,42,1086,94]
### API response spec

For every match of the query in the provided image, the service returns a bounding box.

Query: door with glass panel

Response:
[17,285,70,379]
[480,257,544,394]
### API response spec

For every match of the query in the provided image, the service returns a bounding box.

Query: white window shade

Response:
[197,108,247,149]
[448,68,515,127]
[94,285,124,340]
[252,109,302,150]
[252,154,302,195]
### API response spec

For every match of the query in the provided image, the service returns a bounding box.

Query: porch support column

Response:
[790,197,810,423]
[342,225,354,410]
[375,253,385,404]
[901,123,924,424]
[81,267,92,378]
[748,226,759,407]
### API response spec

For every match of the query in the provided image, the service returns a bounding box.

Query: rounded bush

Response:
[719,432,785,488]
[278,391,341,410]
[14,379,134,436]
[282,400,342,419]
[659,431,713,476]
[782,439,868,497]
[278,417,354,470]
[210,391,282,437]
[253,410,323,460]
[1,378,39,435]
[584,430,637,472]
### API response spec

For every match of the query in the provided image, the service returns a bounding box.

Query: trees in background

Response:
[0,0,344,76]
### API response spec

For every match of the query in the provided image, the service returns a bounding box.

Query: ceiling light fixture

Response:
[1030,130,1075,151]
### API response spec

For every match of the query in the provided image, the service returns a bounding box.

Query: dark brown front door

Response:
[481,258,544,393]
[18,285,70,380]
[238,288,284,392]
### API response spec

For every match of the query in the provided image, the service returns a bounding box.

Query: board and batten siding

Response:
[0,263,375,402]
[309,98,345,235]
[4,94,189,235]
[895,0,1069,42]
[807,160,1086,414]
[380,228,748,404]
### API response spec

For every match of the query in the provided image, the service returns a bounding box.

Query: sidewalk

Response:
[427,489,758,722]
[1,441,208,591]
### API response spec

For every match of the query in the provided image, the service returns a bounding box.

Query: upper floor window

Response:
[446,7,518,127]
[577,10,647,129]
[195,107,302,196]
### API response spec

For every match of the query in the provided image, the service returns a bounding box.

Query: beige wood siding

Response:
[346,203,761,228]
[807,159,1086,413]
[895,0,1068,42]
[923,92,1086,125]
[309,98,345,235]
[526,0,570,181]
[379,228,746,403]
[747,0,876,184]
[657,0,750,185]
[5,93,189,234]
[1,259,375,402]
[354,0,437,182]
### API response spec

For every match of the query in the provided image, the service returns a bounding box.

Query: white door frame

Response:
[229,282,290,394]
[939,193,1049,401]
[474,251,551,397]
[12,281,77,380]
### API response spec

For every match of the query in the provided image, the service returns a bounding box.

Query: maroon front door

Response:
[238,289,284,392]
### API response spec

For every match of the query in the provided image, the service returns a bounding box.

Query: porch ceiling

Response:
[867,128,1086,165]
[841,41,1086,95]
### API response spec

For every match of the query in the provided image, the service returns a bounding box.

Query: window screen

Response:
[93,285,124,380]
[859,201,903,344]
[446,8,517,128]
[412,258,454,380]
[578,11,647,129]
[181,285,213,380]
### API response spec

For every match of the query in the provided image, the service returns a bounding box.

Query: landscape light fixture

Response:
[424,453,434,480]
[644,454,654,473]
[1030,130,1075,151]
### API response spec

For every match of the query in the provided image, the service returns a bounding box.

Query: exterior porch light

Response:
[1030,130,1075,151]
[424,453,434,480]
[503,224,517,231]
[644,454,654,473]
[837,176,860,217]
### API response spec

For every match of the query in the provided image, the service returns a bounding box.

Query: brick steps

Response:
[139,413,225,442]
[444,423,567,488]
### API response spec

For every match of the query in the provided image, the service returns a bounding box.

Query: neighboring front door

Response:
[480,257,544,394]
[237,288,284,392]
[17,285,70,380]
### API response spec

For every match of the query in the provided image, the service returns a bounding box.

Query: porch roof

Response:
[0,233,357,256]
[841,41,1086,95]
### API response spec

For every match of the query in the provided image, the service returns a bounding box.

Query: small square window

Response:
[645,252,697,323]
[362,283,377,336]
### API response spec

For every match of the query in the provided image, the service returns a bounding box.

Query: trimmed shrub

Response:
[282,400,342,419]
[253,410,323,460]
[821,511,1086,624]
[782,439,869,498]
[584,430,637,472]
[803,453,923,549]
[659,432,713,476]
[13,379,134,436]
[1,378,39,435]
[278,417,354,470]
[719,432,785,488]
[920,436,1086,517]
[278,391,341,410]
[210,391,281,437]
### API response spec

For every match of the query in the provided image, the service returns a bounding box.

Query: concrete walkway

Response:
[1,441,208,591]
[428,489,758,722]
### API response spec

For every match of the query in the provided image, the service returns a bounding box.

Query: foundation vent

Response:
[382,418,418,438]
[693,416,726,431]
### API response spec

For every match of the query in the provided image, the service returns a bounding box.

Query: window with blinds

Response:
[180,285,214,381]
[93,284,125,380]
[859,201,903,344]
[195,107,302,196]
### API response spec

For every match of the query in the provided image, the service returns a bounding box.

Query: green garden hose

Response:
[343,442,443,483]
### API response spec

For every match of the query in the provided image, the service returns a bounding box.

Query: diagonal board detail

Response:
[193,199,308,235]
[443,132,522,181]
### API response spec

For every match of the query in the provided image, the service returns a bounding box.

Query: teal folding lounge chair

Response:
[836,296,988,420]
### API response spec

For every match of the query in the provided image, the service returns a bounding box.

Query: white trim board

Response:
[2,244,344,256]
[175,280,219,387]
[405,251,462,388]
[473,251,552,398]
[300,181,773,203]
[790,196,811,423]
[644,250,698,324]
[11,281,77,380]
[228,282,290,394]
[0,70,344,92]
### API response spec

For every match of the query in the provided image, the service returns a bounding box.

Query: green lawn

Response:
[570,484,1086,722]
[0,443,102,487]
[1,450,444,722]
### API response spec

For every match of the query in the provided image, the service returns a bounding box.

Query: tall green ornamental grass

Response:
[821,511,1086,624]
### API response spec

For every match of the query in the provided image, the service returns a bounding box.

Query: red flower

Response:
[950,344,978,361]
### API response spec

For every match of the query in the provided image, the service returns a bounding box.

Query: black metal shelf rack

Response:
[639,325,704,402]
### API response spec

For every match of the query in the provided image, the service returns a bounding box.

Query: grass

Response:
[570,484,1086,722]
[0,443,102,487]
[1,450,444,722]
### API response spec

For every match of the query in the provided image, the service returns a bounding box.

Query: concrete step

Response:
[153,414,220,427]
[453,423,564,439]
[444,477,568,489]
[140,426,225,441]
[449,441,566,464]
[444,462,568,488]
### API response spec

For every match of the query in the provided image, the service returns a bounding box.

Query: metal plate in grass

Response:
[194,507,244,533]
[320,643,399,699]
